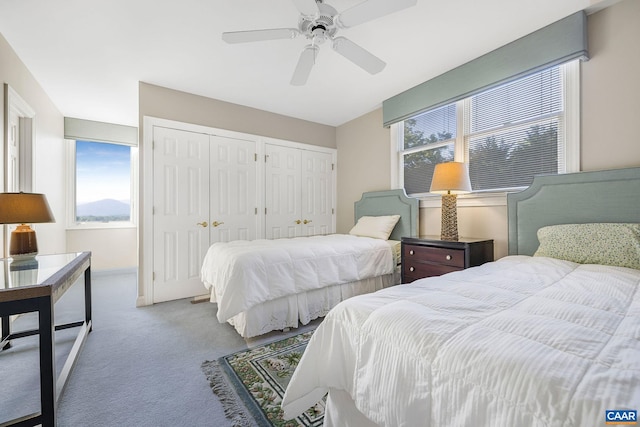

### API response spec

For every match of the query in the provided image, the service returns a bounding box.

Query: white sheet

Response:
[282,256,640,426]
[201,234,394,323]
[386,239,401,266]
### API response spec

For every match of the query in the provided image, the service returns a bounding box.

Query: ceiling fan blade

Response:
[335,0,417,28]
[292,0,320,16]
[291,45,319,86]
[331,37,385,74]
[222,28,300,44]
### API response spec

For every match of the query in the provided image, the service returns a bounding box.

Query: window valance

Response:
[382,11,588,127]
[64,117,138,146]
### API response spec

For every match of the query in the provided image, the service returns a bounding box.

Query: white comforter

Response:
[282,256,640,426]
[201,234,393,323]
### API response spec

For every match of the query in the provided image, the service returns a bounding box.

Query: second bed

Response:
[201,189,418,338]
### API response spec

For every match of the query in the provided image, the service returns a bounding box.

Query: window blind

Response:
[467,66,563,191]
[399,63,571,196]
[402,104,457,194]
[383,11,587,127]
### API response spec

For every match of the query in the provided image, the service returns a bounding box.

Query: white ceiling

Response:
[0,0,593,128]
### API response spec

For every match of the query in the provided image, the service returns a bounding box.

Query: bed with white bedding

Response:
[281,167,640,426]
[200,189,418,338]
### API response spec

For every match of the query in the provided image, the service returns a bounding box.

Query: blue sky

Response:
[76,140,131,205]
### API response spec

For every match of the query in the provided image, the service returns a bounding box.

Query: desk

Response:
[0,252,92,427]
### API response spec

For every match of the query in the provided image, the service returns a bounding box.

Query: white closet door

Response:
[153,127,210,303]
[300,150,334,235]
[265,144,302,238]
[209,136,258,243]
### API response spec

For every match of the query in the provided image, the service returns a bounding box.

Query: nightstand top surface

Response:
[401,235,493,247]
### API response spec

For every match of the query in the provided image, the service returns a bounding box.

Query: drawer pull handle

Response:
[446,255,452,260]
[409,267,415,272]
[409,250,414,255]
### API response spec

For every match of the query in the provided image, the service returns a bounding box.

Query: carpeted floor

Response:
[0,268,320,426]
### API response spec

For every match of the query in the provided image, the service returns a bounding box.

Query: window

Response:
[69,140,137,227]
[402,104,457,195]
[396,61,579,197]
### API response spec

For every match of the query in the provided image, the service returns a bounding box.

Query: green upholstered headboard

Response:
[507,167,640,256]
[354,189,419,240]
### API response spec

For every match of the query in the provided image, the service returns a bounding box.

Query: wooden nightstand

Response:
[401,236,494,283]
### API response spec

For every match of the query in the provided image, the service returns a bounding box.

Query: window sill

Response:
[418,192,512,208]
[67,222,137,231]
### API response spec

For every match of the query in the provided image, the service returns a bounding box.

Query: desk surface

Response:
[0,251,92,427]
[0,252,91,303]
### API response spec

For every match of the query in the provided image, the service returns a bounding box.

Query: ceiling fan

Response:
[222,0,418,85]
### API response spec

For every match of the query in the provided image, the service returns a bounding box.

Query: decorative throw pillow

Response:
[534,223,640,270]
[349,215,401,240]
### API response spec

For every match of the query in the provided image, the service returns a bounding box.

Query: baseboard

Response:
[92,267,138,277]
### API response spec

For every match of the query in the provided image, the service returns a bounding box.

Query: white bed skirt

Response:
[226,273,396,338]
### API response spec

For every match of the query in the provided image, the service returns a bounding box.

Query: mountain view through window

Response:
[76,140,132,223]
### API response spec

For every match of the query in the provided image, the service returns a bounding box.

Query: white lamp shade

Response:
[430,162,472,195]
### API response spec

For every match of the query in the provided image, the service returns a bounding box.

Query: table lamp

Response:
[430,162,472,241]
[0,192,55,257]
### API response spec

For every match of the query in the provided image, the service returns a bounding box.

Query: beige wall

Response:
[335,0,640,260]
[67,228,137,271]
[139,83,336,149]
[0,32,66,256]
[336,108,391,234]
[581,0,640,170]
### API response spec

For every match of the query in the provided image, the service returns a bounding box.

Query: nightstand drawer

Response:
[403,245,465,268]
[404,262,461,282]
[400,237,494,284]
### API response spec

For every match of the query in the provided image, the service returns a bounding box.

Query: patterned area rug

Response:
[202,330,325,427]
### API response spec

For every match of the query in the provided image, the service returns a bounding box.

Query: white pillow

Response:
[349,215,401,240]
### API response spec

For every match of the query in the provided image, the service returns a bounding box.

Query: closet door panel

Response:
[265,144,302,238]
[152,126,210,303]
[300,150,334,236]
[210,136,258,243]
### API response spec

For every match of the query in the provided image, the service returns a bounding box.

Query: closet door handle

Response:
[295,220,302,224]
[196,222,208,228]
[303,219,312,224]
[211,221,224,227]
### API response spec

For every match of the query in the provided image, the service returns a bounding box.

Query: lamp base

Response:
[9,224,39,257]
[440,194,459,241]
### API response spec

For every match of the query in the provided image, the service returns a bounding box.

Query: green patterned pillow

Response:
[534,223,640,270]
